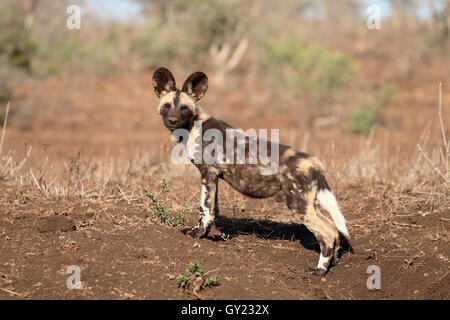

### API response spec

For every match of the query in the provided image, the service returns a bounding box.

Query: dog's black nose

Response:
[167,117,178,126]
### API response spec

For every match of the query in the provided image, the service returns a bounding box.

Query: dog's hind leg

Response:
[314,207,343,265]
[280,166,339,274]
[302,186,339,275]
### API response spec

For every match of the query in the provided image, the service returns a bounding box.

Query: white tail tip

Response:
[317,189,350,239]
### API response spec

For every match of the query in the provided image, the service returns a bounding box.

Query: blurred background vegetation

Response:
[0,0,449,134]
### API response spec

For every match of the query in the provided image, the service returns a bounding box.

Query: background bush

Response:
[261,36,357,106]
[0,4,38,72]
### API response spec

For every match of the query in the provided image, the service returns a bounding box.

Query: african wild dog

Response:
[152,67,351,275]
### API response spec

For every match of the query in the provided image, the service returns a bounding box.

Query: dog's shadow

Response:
[201,216,352,257]
[210,216,320,252]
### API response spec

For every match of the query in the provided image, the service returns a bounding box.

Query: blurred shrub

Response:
[422,33,440,51]
[187,0,244,52]
[345,83,398,136]
[375,83,399,107]
[0,110,5,127]
[133,0,246,70]
[345,103,380,136]
[35,30,120,77]
[0,4,38,71]
[0,64,13,104]
[0,3,37,109]
[261,36,357,106]
[0,65,11,126]
[131,21,179,69]
[0,84,11,105]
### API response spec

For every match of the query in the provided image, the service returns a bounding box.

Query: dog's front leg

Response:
[186,170,219,238]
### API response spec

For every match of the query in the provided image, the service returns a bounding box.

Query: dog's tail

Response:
[303,158,352,250]
[313,169,350,242]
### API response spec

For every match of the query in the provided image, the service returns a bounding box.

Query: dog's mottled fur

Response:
[152,67,352,275]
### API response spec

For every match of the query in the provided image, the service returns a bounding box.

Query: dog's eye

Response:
[162,103,171,110]
[180,105,188,111]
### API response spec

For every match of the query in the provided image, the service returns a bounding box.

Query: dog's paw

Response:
[305,267,328,276]
[184,226,206,238]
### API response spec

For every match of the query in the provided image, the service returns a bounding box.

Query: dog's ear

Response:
[182,72,208,101]
[153,67,176,98]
